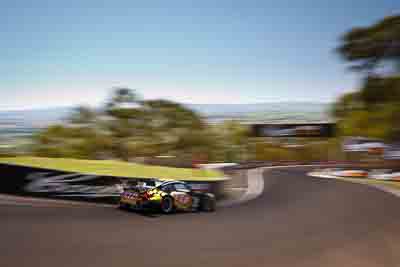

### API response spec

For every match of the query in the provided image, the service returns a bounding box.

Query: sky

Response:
[1,0,399,110]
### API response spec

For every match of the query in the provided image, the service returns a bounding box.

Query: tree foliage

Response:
[337,15,400,74]
[334,15,400,142]
[32,88,216,161]
[68,106,97,124]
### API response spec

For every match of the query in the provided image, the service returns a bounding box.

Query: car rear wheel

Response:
[161,196,175,214]
[200,194,216,212]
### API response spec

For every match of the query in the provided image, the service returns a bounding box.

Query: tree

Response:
[143,99,204,131]
[106,87,142,119]
[31,88,213,161]
[334,15,400,142]
[107,88,140,109]
[332,91,363,118]
[360,75,400,105]
[140,99,207,157]
[337,15,400,74]
[68,106,97,124]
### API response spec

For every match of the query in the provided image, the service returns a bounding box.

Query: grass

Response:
[0,157,227,181]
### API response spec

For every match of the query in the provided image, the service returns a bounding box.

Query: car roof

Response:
[157,180,187,187]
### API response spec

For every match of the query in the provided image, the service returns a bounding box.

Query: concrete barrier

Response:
[0,163,228,204]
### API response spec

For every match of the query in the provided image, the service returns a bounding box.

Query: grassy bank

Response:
[0,157,226,181]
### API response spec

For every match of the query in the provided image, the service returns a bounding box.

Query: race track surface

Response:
[1,167,400,267]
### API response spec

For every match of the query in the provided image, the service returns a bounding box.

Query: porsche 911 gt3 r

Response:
[119,181,216,213]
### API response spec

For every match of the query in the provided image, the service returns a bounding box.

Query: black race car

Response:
[119,181,216,213]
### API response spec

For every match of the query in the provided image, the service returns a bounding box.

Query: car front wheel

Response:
[161,196,175,214]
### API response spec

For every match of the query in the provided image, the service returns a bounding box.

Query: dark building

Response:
[251,123,336,138]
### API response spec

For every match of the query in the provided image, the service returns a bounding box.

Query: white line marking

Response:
[218,167,265,207]
[308,171,400,198]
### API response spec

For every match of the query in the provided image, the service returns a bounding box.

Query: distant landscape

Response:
[188,102,332,124]
[0,102,332,146]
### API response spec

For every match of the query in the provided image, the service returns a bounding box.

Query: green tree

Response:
[337,15,400,74]
[141,99,207,157]
[32,88,212,161]
[106,87,143,119]
[360,75,400,105]
[332,91,363,118]
[68,106,97,124]
[334,15,400,142]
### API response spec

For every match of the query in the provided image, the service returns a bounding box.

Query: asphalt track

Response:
[1,167,400,267]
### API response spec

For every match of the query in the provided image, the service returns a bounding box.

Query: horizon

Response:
[0,100,332,112]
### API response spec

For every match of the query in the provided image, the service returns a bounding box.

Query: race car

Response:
[119,180,216,213]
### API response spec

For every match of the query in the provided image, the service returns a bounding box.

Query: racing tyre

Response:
[200,194,216,212]
[161,196,175,214]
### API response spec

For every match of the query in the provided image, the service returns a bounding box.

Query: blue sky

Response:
[1,0,398,110]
